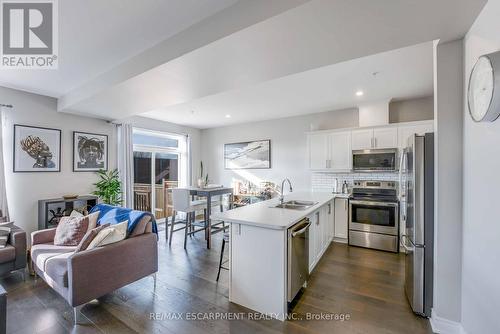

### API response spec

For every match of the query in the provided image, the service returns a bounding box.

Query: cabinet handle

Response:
[374,137,377,148]
[328,203,331,214]
[316,211,320,225]
[344,199,347,210]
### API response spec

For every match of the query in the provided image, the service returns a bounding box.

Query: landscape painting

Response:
[224,140,271,169]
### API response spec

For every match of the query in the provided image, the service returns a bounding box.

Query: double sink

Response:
[273,200,318,210]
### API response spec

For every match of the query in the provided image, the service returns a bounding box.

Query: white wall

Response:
[200,99,433,191]
[389,96,434,123]
[462,1,500,333]
[201,108,358,191]
[432,39,464,326]
[0,87,116,234]
[358,100,390,127]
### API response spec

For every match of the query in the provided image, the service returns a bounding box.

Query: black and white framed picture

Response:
[14,124,61,172]
[224,140,271,169]
[73,131,108,172]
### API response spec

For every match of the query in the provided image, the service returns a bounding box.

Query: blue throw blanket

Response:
[89,204,158,235]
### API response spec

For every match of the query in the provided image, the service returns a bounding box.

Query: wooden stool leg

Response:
[216,238,226,281]
[169,211,176,245]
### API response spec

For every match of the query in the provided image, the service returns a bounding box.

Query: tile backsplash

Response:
[311,172,399,192]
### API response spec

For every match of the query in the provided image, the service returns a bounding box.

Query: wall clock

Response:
[468,51,500,122]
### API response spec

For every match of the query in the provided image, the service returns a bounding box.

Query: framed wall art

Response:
[73,131,108,172]
[13,124,61,172]
[224,140,271,169]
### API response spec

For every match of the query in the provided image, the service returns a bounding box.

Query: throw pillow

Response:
[87,211,99,232]
[75,223,110,252]
[54,216,90,246]
[69,210,84,218]
[86,221,128,250]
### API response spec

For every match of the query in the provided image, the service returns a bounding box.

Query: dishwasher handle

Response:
[291,219,311,237]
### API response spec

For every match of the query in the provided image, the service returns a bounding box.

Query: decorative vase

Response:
[197,178,204,188]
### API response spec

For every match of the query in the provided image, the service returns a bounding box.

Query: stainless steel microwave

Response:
[352,148,398,172]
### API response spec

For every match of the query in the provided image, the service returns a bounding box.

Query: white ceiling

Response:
[0,0,240,97]
[0,0,487,127]
[57,0,486,122]
[141,42,434,128]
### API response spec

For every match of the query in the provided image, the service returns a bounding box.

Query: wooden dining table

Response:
[170,186,234,249]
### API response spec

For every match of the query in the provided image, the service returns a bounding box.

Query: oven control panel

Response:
[353,180,397,189]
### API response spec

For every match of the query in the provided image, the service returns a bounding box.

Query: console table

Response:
[38,195,98,230]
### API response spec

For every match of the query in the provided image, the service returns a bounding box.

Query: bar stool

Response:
[169,188,207,249]
[216,231,229,281]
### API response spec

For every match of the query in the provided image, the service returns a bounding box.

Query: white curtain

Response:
[0,108,9,219]
[117,123,134,208]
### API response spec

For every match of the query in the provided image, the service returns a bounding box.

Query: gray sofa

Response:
[0,225,27,279]
[30,219,158,324]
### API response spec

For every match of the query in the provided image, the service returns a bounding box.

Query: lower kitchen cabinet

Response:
[308,201,336,273]
[334,197,349,241]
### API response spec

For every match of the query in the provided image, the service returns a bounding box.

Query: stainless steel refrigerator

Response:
[399,133,434,317]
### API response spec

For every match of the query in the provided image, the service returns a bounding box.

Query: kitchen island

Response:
[211,192,349,320]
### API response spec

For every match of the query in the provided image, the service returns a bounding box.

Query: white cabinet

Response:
[327,200,334,241]
[307,131,352,171]
[329,131,352,171]
[334,198,348,241]
[308,133,329,169]
[352,128,398,150]
[373,128,398,149]
[398,121,434,149]
[308,203,335,273]
[308,210,319,272]
[351,129,373,150]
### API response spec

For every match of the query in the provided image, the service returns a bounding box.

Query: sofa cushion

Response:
[44,252,73,287]
[129,215,152,237]
[87,221,128,250]
[54,216,89,246]
[75,223,110,252]
[31,243,76,273]
[0,245,15,263]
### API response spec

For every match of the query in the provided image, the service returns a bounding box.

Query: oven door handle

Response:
[350,200,398,207]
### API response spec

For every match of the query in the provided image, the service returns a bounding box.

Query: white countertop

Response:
[211,192,350,230]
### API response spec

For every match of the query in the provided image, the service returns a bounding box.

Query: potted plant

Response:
[93,169,123,206]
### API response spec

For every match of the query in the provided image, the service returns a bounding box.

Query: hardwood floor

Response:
[1,226,433,334]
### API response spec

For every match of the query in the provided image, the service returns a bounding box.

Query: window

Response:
[132,129,188,221]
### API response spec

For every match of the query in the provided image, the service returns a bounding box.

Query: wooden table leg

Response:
[206,195,212,249]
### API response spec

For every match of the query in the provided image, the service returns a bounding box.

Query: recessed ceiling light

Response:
[225,114,231,118]
[356,91,364,96]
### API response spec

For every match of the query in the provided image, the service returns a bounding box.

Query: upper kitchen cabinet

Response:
[373,128,398,149]
[351,129,373,150]
[307,131,352,171]
[397,120,434,149]
[308,133,329,169]
[329,131,352,171]
[352,127,398,150]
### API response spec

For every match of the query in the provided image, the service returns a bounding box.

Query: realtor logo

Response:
[1,0,58,69]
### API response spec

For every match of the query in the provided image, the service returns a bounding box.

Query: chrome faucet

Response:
[279,178,293,204]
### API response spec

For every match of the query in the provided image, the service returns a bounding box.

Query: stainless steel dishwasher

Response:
[287,218,311,302]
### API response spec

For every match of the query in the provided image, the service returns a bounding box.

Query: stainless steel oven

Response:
[348,180,399,252]
[352,148,398,172]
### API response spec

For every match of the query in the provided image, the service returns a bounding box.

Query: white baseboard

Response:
[430,310,467,334]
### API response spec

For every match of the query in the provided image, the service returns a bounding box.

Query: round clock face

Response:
[468,56,494,122]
